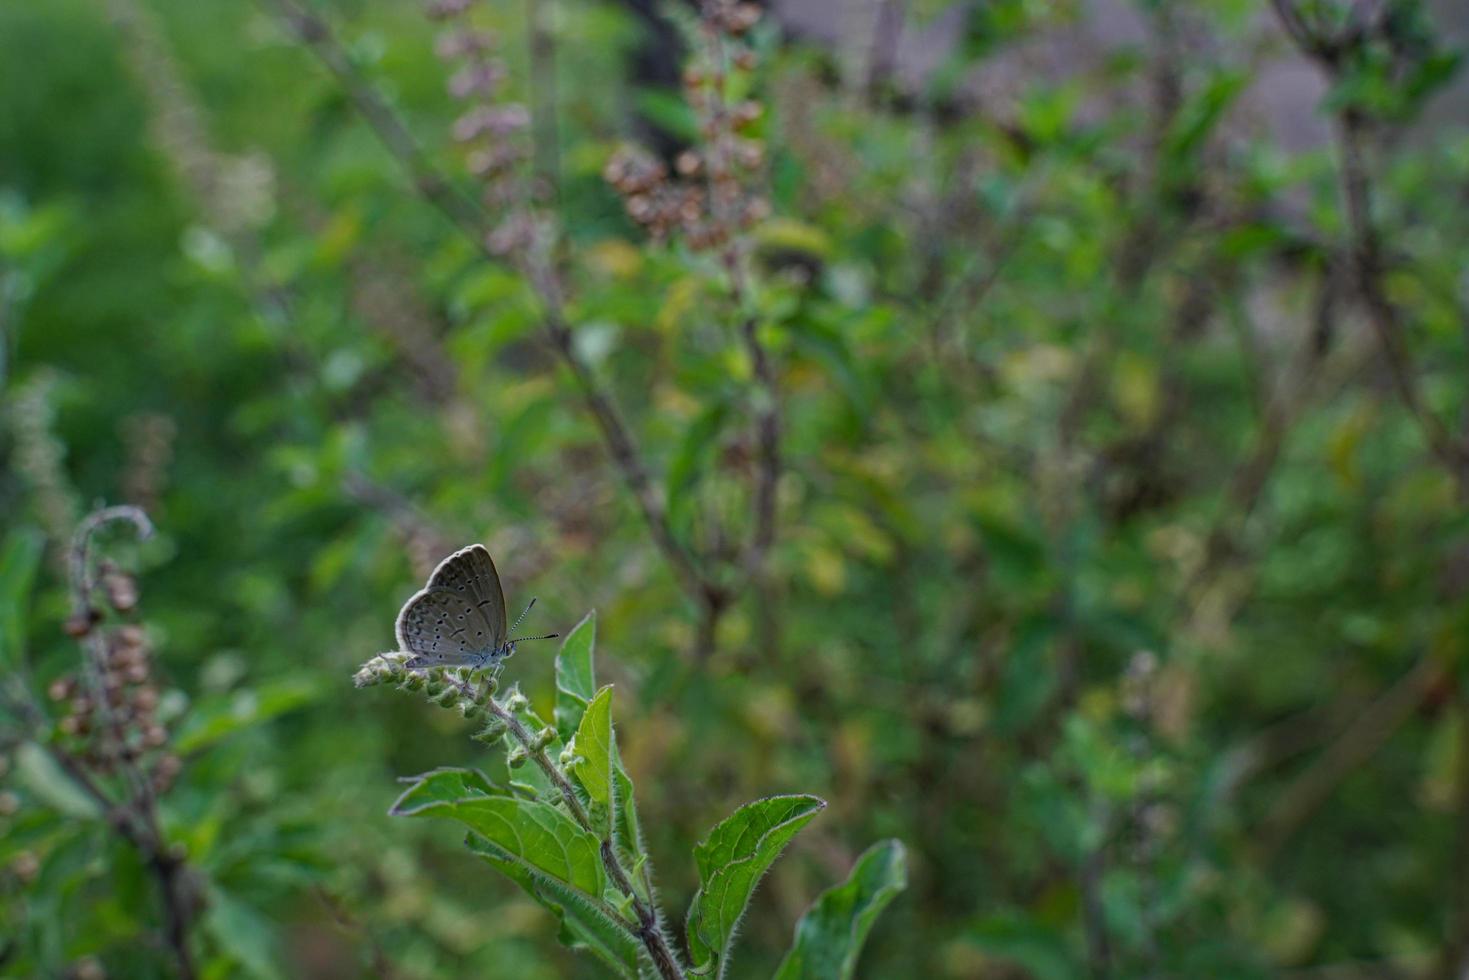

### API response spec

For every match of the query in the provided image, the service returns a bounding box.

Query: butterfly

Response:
[395,544,558,670]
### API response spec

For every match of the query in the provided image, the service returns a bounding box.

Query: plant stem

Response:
[470,687,688,980]
[63,506,198,979]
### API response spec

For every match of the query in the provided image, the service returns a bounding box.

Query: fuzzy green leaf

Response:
[172,678,318,755]
[389,767,498,814]
[774,839,907,980]
[571,686,615,811]
[466,834,646,979]
[555,611,597,742]
[612,750,651,901]
[686,794,826,977]
[393,778,606,899]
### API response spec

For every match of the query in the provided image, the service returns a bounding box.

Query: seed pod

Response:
[104,572,139,613]
[64,609,99,638]
[734,101,763,128]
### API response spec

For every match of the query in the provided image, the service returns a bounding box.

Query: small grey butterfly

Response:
[396,544,557,670]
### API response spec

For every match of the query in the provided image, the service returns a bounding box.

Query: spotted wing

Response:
[426,544,507,649]
[395,587,498,668]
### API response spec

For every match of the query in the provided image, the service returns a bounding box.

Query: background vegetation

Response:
[3,0,1468,976]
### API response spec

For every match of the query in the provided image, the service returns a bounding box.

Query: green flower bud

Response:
[472,717,508,746]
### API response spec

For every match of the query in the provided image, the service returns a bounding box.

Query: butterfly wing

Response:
[395,588,499,668]
[426,544,507,649]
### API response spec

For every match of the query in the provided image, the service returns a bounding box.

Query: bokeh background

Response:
[3,0,1469,976]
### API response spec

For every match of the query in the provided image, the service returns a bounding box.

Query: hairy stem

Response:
[471,687,688,979]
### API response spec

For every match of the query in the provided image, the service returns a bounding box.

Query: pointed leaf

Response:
[555,611,597,741]
[774,839,907,980]
[394,787,606,899]
[466,834,645,978]
[14,743,101,819]
[390,768,499,814]
[686,794,826,977]
[572,686,615,810]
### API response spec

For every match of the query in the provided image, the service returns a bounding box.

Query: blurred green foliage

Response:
[2,0,1469,976]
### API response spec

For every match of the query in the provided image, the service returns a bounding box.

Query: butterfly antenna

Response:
[510,632,559,643]
[510,597,537,633]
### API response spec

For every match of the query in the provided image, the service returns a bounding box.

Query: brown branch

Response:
[1256,654,1441,857]
[1269,12,1469,971]
[1268,0,1468,492]
[524,0,560,205]
[64,506,199,980]
[1333,112,1467,487]
[257,0,484,237]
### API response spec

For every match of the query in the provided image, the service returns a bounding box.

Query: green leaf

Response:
[571,686,615,833]
[555,611,597,742]
[394,787,606,900]
[205,886,286,980]
[774,839,907,980]
[466,834,645,979]
[14,743,101,819]
[0,527,44,669]
[389,767,498,814]
[686,794,826,977]
[635,89,700,143]
[172,678,319,755]
[1163,71,1246,167]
